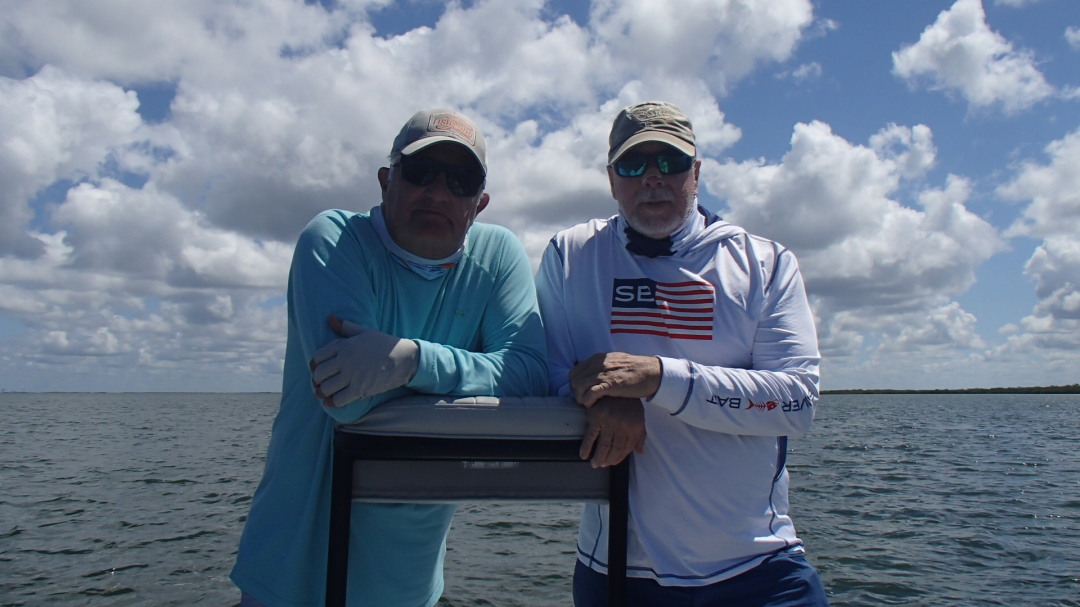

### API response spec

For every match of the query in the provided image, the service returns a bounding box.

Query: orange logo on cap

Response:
[429,115,475,144]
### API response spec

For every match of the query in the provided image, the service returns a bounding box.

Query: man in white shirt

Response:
[536,101,829,607]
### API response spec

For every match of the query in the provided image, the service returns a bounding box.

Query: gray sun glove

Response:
[310,320,419,408]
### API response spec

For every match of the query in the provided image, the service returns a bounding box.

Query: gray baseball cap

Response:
[608,101,696,165]
[390,109,487,173]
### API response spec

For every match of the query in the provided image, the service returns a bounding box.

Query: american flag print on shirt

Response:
[610,278,715,340]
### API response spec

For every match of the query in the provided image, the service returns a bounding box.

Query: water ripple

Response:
[1,392,1078,606]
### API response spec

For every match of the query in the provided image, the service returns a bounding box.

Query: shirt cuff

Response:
[646,356,693,414]
[405,339,434,392]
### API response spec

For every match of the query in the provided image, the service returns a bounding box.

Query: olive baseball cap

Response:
[391,109,487,173]
[607,101,696,165]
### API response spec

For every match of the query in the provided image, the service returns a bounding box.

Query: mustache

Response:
[635,187,675,203]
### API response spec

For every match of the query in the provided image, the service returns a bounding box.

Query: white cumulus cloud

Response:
[706,121,1005,368]
[997,128,1080,352]
[892,0,1055,114]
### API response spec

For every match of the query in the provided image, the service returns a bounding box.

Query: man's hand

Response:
[569,352,662,408]
[310,315,419,408]
[579,397,646,468]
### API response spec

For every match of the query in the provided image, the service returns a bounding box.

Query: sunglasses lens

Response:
[399,158,436,187]
[658,153,694,174]
[399,157,485,196]
[614,153,648,177]
[614,151,693,177]
[445,167,485,197]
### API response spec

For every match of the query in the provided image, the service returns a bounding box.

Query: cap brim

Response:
[398,136,487,173]
[609,133,696,165]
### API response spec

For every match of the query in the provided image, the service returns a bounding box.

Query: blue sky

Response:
[0,0,1077,391]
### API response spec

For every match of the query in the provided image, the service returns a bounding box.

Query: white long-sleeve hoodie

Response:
[535,207,821,586]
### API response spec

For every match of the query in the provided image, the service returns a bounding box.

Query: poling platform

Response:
[326,395,629,606]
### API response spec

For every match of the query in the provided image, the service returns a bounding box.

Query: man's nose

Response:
[424,171,455,199]
[641,164,666,185]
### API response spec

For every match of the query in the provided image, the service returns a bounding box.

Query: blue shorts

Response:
[573,548,829,607]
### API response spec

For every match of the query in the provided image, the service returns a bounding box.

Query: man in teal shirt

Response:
[231,109,548,607]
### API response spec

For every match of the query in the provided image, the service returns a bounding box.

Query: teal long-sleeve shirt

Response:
[231,209,548,607]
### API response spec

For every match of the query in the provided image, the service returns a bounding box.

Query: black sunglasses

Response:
[395,155,486,197]
[613,151,695,178]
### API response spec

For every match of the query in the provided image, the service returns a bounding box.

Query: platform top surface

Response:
[337,395,588,439]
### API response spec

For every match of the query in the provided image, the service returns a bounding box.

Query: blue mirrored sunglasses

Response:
[613,151,695,178]
[396,155,486,197]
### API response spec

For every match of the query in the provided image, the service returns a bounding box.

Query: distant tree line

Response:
[823,384,1080,395]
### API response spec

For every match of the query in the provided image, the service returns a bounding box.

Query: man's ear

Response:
[377,167,391,194]
[475,192,491,216]
[607,165,617,197]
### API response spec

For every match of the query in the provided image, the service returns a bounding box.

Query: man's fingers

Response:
[327,314,344,335]
[313,371,347,399]
[579,396,647,467]
[572,379,609,407]
[338,318,365,338]
[571,384,591,407]
[604,434,634,468]
[317,391,343,408]
[310,354,342,384]
[319,382,363,409]
[569,353,604,404]
[567,354,597,383]
[326,314,365,338]
[579,424,600,460]
[583,384,607,407]
[591,431,616,468]
[309,340,342,370]
[568,353,661,405]
[314,388,340,408]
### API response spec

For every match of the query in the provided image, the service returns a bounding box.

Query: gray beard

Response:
[621,188,693,238]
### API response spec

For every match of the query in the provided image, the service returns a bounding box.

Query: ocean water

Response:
[1,392,1077,606]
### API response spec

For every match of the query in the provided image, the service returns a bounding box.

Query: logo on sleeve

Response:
[610,278,714,340]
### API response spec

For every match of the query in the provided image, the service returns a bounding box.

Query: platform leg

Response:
[326,435,353,607]
[607,459,629,607]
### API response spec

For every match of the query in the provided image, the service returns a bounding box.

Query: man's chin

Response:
[408,214,457,236]
[628,215,681,239]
